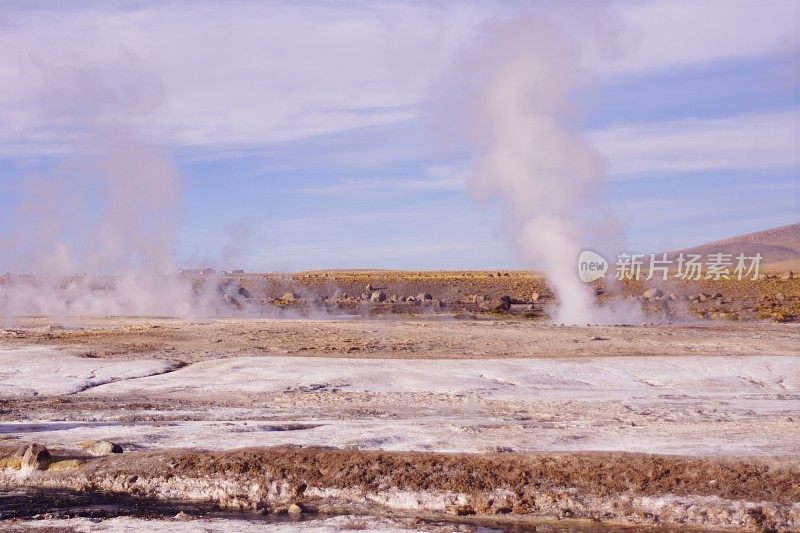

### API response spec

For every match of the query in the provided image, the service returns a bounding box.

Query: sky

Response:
[0,0,798,271]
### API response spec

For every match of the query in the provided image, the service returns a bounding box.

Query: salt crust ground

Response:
[1,347,798,456]
[0,347,177,396]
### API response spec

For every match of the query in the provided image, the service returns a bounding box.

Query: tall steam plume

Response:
[440,15,627,324]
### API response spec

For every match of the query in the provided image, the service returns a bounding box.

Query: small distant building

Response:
[179,268,218,276]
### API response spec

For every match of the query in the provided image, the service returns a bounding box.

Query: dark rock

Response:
[223,294,242,309]
[370,290,386,303]
[494,300,511,311]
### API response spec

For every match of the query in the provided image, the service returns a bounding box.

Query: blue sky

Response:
[0,0,798,271]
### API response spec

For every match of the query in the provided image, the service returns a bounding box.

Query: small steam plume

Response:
[436,13,637,324]
[0,139,197,319]
[0,51,203,320]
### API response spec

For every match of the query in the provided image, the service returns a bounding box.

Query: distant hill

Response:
[666,223,800,270]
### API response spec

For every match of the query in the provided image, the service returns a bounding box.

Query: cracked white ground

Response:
[1,342,798,457]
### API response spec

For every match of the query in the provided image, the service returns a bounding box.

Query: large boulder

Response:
[19,443,51,471]
[417,293,433,301]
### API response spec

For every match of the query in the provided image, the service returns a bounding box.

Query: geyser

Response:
[439,14,633,324]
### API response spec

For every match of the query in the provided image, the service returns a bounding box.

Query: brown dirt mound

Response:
[85,447,798,504]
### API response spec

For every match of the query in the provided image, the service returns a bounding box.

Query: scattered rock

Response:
[369,290,386,303]
[780,271,794,280]
[774,293,785,302]
[222,293,242,309]
[365,284,373,292]
[643,288,663,300]
[287,503,303,514]
[493,299,511,312]
[417,293,433,301]
[280,292,298,302]
[81,440,123,456]
[20,443,51,471]
[448,504,476,516]
[218,281,250,298]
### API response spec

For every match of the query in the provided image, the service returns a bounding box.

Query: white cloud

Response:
[591,109,800,177]
[0,1,796,157]
[0,2,486,154]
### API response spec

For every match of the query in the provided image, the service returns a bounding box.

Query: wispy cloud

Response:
[592,109,800,177]
[291,165,468,195]
[593,0,799,75]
